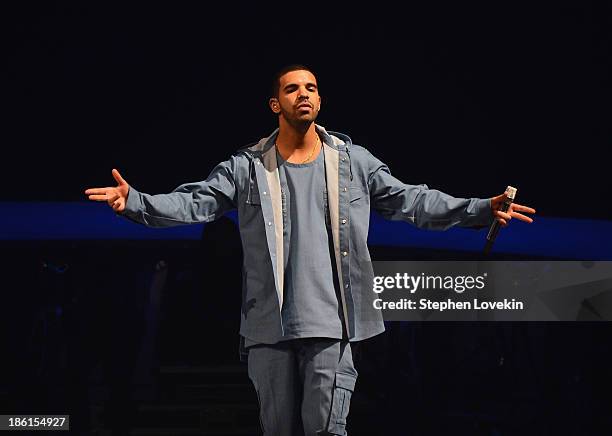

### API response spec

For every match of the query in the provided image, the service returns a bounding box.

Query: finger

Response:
[106,193,119,205]
[112,169,127,186]
[88,194,109,201]
[496,211,512,221]
[84,187,112,195]
[512,203,536,214]
[112,198,125,212]
[510,211,534,223]
[496,218,507,226]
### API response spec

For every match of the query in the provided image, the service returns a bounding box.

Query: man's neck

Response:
[275,120,320,163]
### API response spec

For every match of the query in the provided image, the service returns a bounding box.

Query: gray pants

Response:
[247,338,357,436]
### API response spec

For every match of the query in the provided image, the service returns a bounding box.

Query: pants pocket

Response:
[327,372,357,435]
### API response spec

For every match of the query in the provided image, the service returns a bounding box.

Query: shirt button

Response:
[341,157,346,162]
[345,283,350,289]
[263,191,267,195]
[268,221,272,226]
[342,251,348,257]
[343,187,348,192]
[341,218,347,224]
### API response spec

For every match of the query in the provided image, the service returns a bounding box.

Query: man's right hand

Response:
[84,169,130,213]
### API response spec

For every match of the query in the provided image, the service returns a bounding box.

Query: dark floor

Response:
[1,234,610,435]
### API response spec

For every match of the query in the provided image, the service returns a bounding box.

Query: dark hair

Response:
[271,64,317,98]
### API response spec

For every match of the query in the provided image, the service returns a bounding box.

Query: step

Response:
[157,365,250,386]
[129,427,259,436]
[157,383,256,404]
[131,403,259,430]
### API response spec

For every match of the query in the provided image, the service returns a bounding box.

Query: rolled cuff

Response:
[465,197,494,229]
[116,186,143,222]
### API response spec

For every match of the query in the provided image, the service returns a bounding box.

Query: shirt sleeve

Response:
[366,150,494,230]
[119,157,238,228]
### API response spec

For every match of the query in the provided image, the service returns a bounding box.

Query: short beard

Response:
[281,108,317,134]
[287,117,313,134]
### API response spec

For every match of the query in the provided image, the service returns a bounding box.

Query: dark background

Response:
[3,2,612,435]
[5,2,611,220]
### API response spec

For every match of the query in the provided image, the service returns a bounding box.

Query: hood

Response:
[249,124,354,154]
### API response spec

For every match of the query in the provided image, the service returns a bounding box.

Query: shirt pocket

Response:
[349,187,370,235]
[349,186,366,203]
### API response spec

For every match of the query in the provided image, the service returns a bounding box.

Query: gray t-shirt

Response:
[244,146,345,347]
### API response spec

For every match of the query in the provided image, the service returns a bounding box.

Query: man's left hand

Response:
[490,193,536,226]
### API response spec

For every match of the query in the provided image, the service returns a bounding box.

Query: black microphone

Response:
[484,186,517,255]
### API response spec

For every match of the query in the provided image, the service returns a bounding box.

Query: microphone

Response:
[484,186,517,255]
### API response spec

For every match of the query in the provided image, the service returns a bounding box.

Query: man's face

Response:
[270,70,321,125]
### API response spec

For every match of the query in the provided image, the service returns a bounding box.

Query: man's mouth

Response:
[297,103,312,109]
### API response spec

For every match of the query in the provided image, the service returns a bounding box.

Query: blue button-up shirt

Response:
[121,125,494,357]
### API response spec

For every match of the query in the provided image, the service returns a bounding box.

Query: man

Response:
[85,64,535,435]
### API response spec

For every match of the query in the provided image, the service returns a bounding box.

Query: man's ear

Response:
[269,98,280,114]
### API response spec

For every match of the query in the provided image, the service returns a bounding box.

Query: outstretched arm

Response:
[366,151,535,230]
[84,159,238,228]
